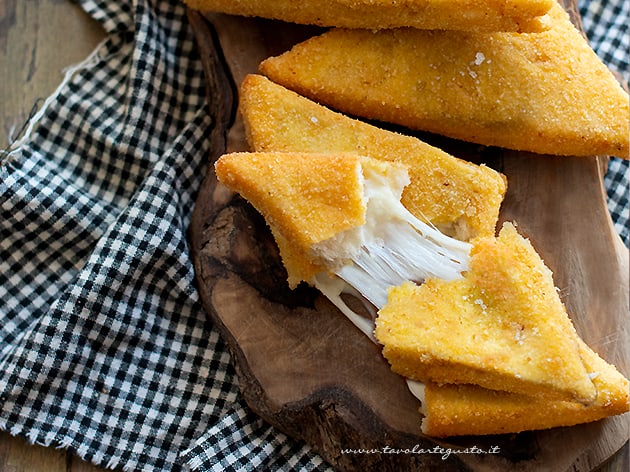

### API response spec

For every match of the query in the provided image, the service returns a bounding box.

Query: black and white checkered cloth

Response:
[581,0,630,244]
[0,0,627,471]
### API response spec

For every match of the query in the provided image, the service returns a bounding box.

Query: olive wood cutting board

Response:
[187,2,629,470]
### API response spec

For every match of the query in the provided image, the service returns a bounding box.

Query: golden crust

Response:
[239,74,507,242]
[259,3,629,158]
[215,151,367,251]
[271,231,325,288]
[215,151,416,287]
[184,0,553,32]
[421,338,630,437]
[375,223,597,403]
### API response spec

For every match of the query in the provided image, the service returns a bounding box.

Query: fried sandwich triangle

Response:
[214,151,629,436]
[184,0,554,33]
[238,74,507,253]
[259,2,629,158]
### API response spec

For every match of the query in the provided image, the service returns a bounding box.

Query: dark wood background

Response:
[0,1,110,470]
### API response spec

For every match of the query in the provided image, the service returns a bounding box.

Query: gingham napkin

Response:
[0,1,627,471]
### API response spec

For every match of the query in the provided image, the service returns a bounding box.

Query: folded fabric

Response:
[0,0,327,470]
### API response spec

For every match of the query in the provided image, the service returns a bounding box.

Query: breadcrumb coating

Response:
[239,75,507,244]
[421,338,629,437]
[184,0,553,32]
[215,152,367,251]
[375,223,598,403]
[259,2,629,157]
[215,150,470,290]
[215,151,385,286]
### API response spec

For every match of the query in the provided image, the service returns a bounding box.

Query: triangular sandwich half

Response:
[417,338,629,437]
[239,74,507,249]
[184,0,553,32]
[215,151,472,335]
[375,222,598,403]
[259,2,629,157]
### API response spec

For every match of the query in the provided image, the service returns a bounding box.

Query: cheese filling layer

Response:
[312,161,470,404]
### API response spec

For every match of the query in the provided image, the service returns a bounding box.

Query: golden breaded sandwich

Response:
[214,151,629,436]
[184,0,553,32]
[259,2,629,158]
[215,151,472,335]
[376,223,598,403]
[239,74,507,245]
[417,338,629,437]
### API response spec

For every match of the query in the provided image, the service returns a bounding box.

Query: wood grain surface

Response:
[187,2,630,471]
[0,1,110,470]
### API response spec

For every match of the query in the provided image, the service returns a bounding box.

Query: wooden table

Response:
[0,1,627,470]
[0,2,110,470]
